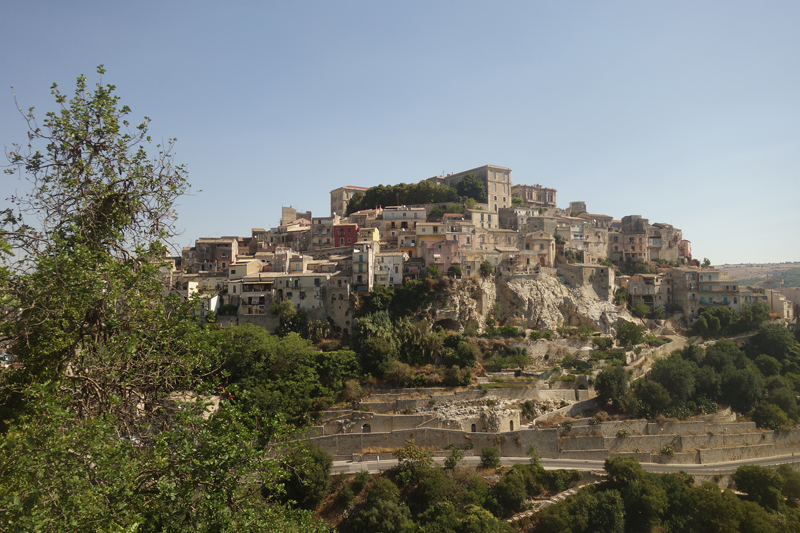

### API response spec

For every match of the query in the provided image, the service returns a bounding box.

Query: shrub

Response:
[592,337,613,350]
[617,429,629,438]
[338,483,354,507]
[352,471,371,494]
[480,446,502,469]
[660,444,675,457]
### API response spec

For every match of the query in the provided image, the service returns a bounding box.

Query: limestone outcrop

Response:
[432,274,634,335]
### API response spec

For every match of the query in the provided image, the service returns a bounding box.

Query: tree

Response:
[751,401,790,431]
[480,446,502,469]
[616,322,646,347]
[456,174,487,203]
[345,191,365,215]
[636,381,672,416]
[733,465,785,511]
[444,446,464,470]
[0,69,324,531]
[427,265,440,278]
[511,196,524,207]
[1,67,209,433]
[480,260,493,278]
[595,365,629,408]
[274,444,333,510]
[393,439,433,473]
[754,354,782,377]
[723,367,764,413]
[750,324,797,361]
[649,353,697,404]
[630,303,650,319]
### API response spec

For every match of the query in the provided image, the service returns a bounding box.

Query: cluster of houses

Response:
[161,164,794,330]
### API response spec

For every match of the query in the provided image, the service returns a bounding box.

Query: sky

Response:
[1,1,798,265]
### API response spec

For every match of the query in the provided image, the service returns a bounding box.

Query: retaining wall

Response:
[561,436,606,451]
[322,413,433,434]
[560,450,609,461]
[605,435,677,453]
[698,444,800,464]
[309,427,561,459]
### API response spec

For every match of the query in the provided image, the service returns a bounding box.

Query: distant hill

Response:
[718,262,800,288]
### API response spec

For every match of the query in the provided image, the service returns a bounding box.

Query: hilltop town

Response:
[166,163,796,330]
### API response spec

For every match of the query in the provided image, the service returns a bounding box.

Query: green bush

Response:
[479,446,502,469]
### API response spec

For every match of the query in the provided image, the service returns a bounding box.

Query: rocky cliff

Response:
[431,272,634,335]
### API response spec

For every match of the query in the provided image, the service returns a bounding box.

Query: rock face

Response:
[432,273,634,335]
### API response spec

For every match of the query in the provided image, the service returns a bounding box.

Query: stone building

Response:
[511,184,557,209]
[330,185,368,217]
[429,164,512,212]
[628,273,673,311]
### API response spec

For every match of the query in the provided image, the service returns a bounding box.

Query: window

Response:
[230,269,236,275]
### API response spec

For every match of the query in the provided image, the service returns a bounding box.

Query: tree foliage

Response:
[0,68,326,531]
[595,365,629,408]
[455,174,487,203]
[616,322,646,347]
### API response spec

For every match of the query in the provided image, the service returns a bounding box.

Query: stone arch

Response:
[510,421,514,431]
[471,423,477,433]
[361,423,371,433]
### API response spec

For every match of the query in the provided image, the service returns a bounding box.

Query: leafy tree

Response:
[427,265,440,278]
[630,303,650,319]
[345,191,365,215]
[511,196,524,207]
[487,470,526,517]
[393,439,434,473]
[751,401,790,431]
[456,174,487,203]
[635,381,672,416]
[345,499,412,533]
[444,446,465,470]
[553,233,566,245]
[595,365,629,408]
[723,367,764,413]
[616,322,646,347]
[754,354,783,377]
[480,446,502,470]
[733,465,785,511]
[750,323,798,361]
[480,260,493,278]
[777,464,800,505]
[766,387,799,421]
[273,444,333,510]
[613,286,627,305]
[429,206,446,221]
[649,353,697,404]
[0,69,325,530]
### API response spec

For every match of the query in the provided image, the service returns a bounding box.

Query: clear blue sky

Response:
[2,1,798,265]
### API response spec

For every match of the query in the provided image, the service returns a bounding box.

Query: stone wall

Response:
[309,427,561,459]
[322,413,433,435]
[698,444,800,464]
[604,435,676,453]
[535,398,600,424]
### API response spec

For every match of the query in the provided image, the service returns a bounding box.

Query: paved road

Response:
[332,453,800,476]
